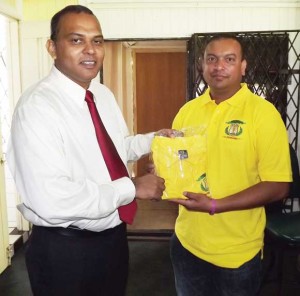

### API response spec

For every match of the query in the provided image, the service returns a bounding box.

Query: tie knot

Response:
[85,90,94,103]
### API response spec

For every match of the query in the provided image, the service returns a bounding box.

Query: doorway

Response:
[103,40,187,234]
[134,50,187,233]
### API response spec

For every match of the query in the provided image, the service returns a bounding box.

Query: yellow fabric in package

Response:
[151,133,206,199]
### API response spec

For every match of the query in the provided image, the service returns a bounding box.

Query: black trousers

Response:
[25,223,129,296]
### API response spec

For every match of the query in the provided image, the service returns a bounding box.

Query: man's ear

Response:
[46,39,57,59]
[241,59,247,76]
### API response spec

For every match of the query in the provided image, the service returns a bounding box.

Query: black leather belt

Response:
[32,223,125,238]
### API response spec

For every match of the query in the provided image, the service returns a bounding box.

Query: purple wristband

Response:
[209,198,216,215]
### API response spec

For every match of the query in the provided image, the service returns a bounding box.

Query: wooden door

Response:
[131,52,187,232]
[136,52,187,173]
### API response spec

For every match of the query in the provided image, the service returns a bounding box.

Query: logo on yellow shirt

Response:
[225,120,245,138]
[197,173,209,192]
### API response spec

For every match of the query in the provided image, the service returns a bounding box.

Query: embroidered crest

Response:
[225,120,245,137]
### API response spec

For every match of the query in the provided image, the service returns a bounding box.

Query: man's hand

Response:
[155,129,183,138]
[168,182,290,214]
[132,174,165,201]
[145,162,155,174]
[169,192,212,213]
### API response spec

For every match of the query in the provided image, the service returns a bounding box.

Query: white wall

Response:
[84,0,300,39]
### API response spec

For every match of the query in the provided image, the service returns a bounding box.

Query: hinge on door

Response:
[6,245,13,266]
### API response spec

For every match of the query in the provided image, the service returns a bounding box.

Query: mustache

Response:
[211,71,228,78]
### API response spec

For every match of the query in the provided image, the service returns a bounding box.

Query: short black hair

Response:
[50,5,94,41]
[204,33,245,60]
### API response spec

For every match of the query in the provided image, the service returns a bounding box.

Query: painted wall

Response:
[87,0,300,39]
[1,0,17,6]
[21,1,300,38]
[0,0,22,19]
[23,0,78,21]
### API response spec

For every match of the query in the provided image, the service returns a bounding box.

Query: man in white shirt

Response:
[7,5,172,295]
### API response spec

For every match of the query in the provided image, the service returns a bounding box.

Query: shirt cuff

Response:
[114,176,136,206]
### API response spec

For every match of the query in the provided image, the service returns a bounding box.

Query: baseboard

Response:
[127,229,173,241]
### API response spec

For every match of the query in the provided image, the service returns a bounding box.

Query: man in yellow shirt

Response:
[170,34,292,296]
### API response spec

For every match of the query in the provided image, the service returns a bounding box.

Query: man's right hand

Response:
[132,174,165,201]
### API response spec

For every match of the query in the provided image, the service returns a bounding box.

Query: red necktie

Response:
[85,90,137,224]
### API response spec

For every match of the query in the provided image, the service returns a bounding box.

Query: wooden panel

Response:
[135,52,186,176]
[136,52,186,132]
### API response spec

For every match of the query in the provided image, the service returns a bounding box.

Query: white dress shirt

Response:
[7,66,154,231]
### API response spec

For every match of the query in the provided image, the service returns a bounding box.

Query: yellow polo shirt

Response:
[172,83,292,268]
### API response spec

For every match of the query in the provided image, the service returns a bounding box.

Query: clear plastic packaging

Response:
[151,127,206,199]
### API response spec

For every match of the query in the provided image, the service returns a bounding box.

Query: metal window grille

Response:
[187,30,300,150]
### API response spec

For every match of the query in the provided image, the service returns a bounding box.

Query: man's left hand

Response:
[169,192,213,213]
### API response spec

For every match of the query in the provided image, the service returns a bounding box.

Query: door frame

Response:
[0,132,9,274]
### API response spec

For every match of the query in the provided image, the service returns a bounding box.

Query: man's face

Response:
[202,38,246,98]
[47,12,105,89]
